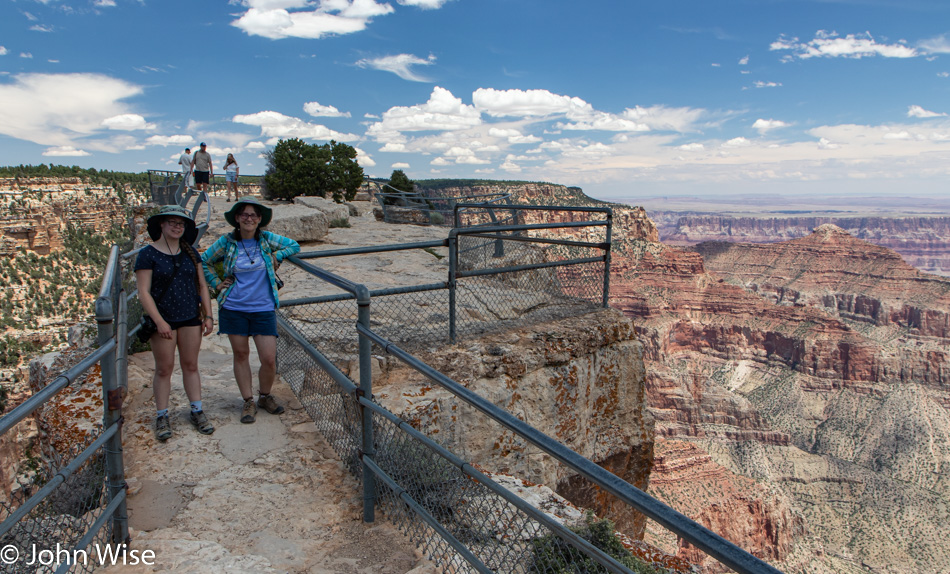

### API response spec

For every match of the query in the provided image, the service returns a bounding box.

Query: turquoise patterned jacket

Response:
[200,230,300,309]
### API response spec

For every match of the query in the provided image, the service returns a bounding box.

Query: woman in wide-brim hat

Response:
[201,197,299,424]
[135,205,216,441]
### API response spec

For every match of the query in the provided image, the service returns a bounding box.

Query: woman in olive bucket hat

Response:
[201,197,299,424]
[134,205,215,441]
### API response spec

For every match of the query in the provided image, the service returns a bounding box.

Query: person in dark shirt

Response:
[134,205,215,441]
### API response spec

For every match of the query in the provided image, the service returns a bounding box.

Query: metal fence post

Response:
[448,230,458,344]
[603,208,612,308]
[95,253,130,545]
[356,285,376,523]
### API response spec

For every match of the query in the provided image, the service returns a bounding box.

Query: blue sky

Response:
[1,0,949,201]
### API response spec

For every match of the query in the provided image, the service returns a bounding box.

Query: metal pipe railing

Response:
[357,325,783,574]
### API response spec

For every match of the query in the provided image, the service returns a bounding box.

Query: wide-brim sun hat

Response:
[147,205,198,244]
[225,197,273,228]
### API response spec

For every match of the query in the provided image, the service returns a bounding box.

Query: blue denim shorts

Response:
[226,172,238,183]
[218,308,278,337]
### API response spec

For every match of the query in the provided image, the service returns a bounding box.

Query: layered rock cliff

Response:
[465,182,950,573]
[0,177,127,255]
[373,308,657,538]
[615,220,950,573]
[654,212,950,277]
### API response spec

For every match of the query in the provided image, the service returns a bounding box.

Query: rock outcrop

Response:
[373,307,655,537]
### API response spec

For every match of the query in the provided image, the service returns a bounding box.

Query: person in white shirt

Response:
[178,148,194,187]
[224,153,240,202]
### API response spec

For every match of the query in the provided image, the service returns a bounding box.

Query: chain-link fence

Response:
[276,315,650,574]
[0,246,130,574]
[375,184,514,228]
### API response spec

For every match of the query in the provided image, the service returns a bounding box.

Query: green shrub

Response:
[531,512,669,574]
[329,217,351,228]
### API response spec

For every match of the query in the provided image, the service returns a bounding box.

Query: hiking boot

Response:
[190,410,215,435]
[241,398,257,424]
[257,393,285,415]
[155,415,172,442]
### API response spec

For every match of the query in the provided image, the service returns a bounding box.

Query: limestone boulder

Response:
[266,204,328,242]
[294,195,350,226]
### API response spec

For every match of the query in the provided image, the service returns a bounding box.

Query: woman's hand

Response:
[220,276,234,290]
[157,319,173,339]
[202,316,214,336]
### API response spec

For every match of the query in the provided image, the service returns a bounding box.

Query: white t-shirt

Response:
[225,162,239,175]
[179,153,192,173]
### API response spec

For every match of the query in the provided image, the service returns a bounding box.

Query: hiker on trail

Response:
[134,205,216,441]
[200,197,299,424]
[223,153,240,202]
[192,142,213,194]
[178,147,194,188]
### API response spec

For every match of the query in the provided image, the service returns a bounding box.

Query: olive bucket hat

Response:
[224,197,273,228]
[146,205,198,244]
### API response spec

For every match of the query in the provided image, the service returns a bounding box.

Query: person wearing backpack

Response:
[134,205,215,441]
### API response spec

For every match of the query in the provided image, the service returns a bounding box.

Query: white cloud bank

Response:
[771,30,917,60]
[233,110,359,141]
[0,73,143,148]
[231,0,452,40]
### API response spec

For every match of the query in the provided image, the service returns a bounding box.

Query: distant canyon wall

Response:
[651,212,950,277]
[0,177,127,256]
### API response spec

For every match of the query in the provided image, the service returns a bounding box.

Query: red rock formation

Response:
[693,224,950,339]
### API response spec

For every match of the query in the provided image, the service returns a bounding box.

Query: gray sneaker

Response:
[155,415,172,441]
[190,410,215,435]
[257,394,285,415]
[241,398,257,424]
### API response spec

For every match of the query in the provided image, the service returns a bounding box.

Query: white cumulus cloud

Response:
[907,105,946,118]
[145,134,196,147]
[473,88,592,118]
[0,73,143,147]
[231,0,394,40]
[303,101,350,117]
[43,146,90,157]
[367,86,481,141]
[355,53,435,82]
[101,113,155,131]
[722,137,751,148]
[233,110,358,141]
[753,118,789,132]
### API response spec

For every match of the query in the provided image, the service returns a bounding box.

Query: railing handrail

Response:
[277,211,782,574]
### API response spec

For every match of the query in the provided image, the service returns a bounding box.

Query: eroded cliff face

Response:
[693,224,950,339]
[372,308,657,538]
[655,213,950,277]
[613,223,950,573]
[471,183,950,573]
[0,177,126,255]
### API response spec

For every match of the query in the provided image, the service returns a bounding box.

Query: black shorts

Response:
[194,171,210,184]
[167,316,202,330]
